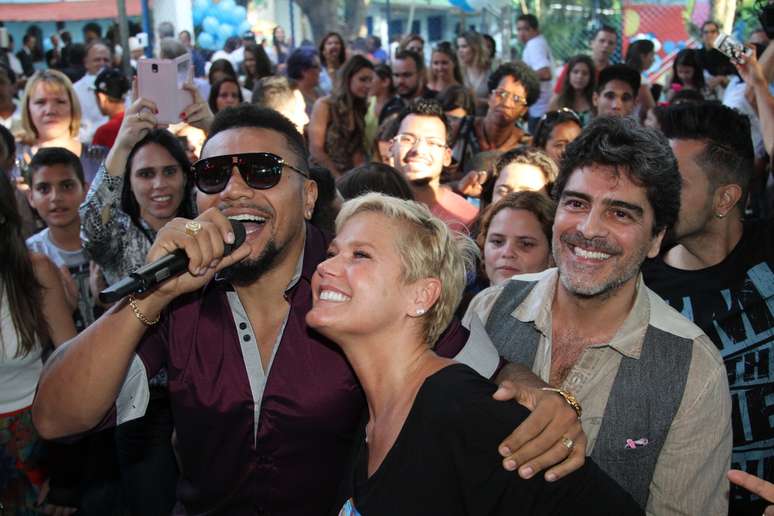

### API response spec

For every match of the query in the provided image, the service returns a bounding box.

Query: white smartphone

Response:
[137,54,193,124]
[713,32,753,64]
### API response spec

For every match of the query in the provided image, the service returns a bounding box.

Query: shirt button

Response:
[239,322,247,330]
[243,334,251,342]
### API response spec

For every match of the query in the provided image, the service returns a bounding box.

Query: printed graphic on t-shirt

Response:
[658,260,774,507]
[339,498,361,515]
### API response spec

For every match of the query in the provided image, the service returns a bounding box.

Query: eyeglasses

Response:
[191,152,309,194]
[492,88,528,106]
[393,133,447,151]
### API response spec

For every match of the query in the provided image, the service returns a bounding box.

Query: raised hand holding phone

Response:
[137,54,193,125]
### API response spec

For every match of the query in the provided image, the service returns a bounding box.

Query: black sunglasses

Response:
[191,152,309,194]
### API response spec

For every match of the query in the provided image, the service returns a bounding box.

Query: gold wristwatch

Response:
[540,387,582,419]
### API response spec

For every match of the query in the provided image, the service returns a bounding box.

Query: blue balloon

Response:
[449,0,474,13]
[230,5,247,25]
[202,15,220,35]
[663,41,675,54]
[218,23,235,41]
[221,0,236,11]
[239,20,252,35]
[197,32,215,50]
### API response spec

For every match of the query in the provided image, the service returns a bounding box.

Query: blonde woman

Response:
[18,69,107,182]
[307,193,641,515]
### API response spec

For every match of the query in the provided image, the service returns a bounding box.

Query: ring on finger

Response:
[137,112,145,123]
[184,221,203,236]
[560,436,574,450]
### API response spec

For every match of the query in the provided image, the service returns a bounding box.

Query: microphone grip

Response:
[98,220,246,305]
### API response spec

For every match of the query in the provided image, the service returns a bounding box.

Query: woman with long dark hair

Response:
[318,31,347,95]
[625,39,656,121]
[309,55,374,177]
[548,55,595,126]
[208,76,244,114]
[242,43,273,93]
[81,104,197,286]
[667,49,708,101]
[266,26,291,66]
[365,64,395,148]
[0,168,76,514]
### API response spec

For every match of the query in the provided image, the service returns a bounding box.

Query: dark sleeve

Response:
[444,373,643,516]
[434,318,469,358]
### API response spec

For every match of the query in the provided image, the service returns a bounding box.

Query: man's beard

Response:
[221,238,282,285]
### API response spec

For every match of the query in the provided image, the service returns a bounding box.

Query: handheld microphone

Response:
[99,219,247,304]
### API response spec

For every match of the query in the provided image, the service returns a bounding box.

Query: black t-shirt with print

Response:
[642,218,774,515]
[337,364,641,516]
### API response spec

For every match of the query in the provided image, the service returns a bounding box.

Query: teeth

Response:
[230,214,267,223]
[152,195,172,202]
[573,246,611,260]
[319,290,351,302]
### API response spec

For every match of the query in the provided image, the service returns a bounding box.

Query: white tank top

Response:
[0,288,43,413]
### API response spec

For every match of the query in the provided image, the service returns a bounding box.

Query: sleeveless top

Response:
[0,287,43,413]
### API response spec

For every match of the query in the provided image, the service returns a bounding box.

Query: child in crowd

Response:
[667,49,708,102]
[25,147,97,331]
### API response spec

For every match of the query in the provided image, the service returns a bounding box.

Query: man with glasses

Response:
[391,98,479,232]
[34,104,585,514]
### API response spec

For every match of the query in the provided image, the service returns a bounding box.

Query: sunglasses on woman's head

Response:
[191,152,309,194]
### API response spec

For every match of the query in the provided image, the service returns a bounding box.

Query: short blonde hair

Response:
[21,69,82,144]
[336,192,479,346]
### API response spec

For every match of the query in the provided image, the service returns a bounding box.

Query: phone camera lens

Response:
[152,64,158,73]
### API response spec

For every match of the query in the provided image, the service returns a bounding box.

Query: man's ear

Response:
[713,183,743,218]
[303,178,318,221]
[442,145,452,168]
[592,91,599,108]
[647,227,666,259]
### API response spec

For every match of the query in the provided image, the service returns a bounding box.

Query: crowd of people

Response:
[0,12,773,516]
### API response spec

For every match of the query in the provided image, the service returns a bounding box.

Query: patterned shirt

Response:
[79,163,155,287]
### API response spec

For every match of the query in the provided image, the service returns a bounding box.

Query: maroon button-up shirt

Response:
[118,224,469,515]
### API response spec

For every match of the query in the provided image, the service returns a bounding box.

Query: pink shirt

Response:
[430,189,479,234]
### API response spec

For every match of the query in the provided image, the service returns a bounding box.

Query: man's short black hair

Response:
[22,33,35,45]
[394,49,425,74]
[395,98,451,144]
[659,101,754,210]
[517,14,539,30]
[487,61,541,107]
[554,116,681,236]
[82,22,102,39]
[204,104,309,171]
[592,25,618,40]
[28,147,85,185]
[596,64,640,94]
